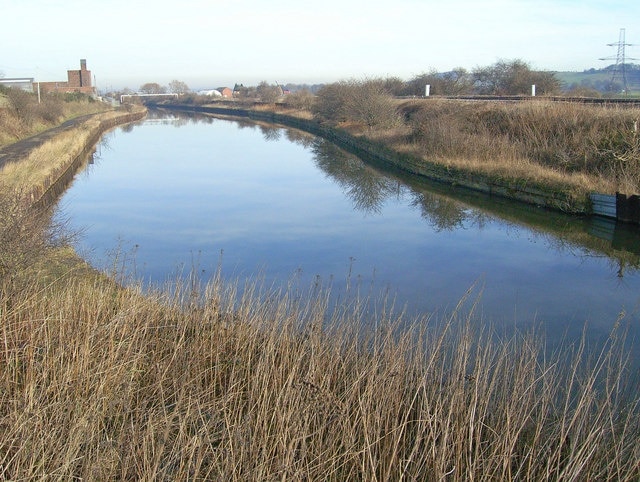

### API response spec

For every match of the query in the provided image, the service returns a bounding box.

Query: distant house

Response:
[198,89,222,97]
[233,83,249,97]
[0,78,34,92]
[217,87,233,98]
[37,59,95,95]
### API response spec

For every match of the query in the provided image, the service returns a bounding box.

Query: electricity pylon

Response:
[599,28,637,94]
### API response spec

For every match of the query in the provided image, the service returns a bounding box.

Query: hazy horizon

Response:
[2,0,637,92]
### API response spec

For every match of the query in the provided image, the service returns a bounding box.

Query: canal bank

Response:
[0,107,147,209]
[154,103,597,216]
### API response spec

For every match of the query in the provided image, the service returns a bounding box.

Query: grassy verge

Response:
[0,103,639,479]
[0,90,111,148]
[392,99,640,196]
[1,107,146,206]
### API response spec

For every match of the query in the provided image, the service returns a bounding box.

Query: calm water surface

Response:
[57,110,640,349]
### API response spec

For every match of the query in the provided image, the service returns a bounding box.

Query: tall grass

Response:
[399,99,640,195]
[1,261,638,479]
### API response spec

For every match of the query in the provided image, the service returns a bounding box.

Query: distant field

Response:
[555,67,640,95]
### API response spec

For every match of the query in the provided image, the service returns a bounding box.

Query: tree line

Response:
[389,59,561,97]
[119,59,559,100]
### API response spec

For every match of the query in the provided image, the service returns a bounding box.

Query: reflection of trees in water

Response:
[285,129,315,149]
[311,138,484,230]
[120,123,136,133]
[154,109,640,275]
[410,191,492,231]
[312,140,401,214]
[410,192,468,231]
[259,125,281,141]
[232,119,259,130]
[143,110,192,128]
[171,117,190,128]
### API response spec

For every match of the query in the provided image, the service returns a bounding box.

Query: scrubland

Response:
[303,84,640,198]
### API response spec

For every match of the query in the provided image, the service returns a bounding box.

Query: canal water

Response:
[57,110,640,353]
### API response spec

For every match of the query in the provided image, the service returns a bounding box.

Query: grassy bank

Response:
[308,97,640,203]
[393,99,640,197]
[0,106,638,479]
[1,107,146,208]
[0,88,110,148]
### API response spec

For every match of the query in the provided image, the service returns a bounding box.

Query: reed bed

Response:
[0,263,638,480]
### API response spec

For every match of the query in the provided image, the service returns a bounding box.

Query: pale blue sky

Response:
[1,0,637,91]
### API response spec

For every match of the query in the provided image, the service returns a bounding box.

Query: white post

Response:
[37,82,41,103]
[531,84,536,97]
[425,84,431,97]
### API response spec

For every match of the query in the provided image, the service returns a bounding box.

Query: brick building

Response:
[37,59,95,95]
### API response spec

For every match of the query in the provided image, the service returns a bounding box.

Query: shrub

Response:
[36,98,64,123]
[285,89,316,110]
[0,187,66,286]
[313,79,400,129]
[5,87,37,125]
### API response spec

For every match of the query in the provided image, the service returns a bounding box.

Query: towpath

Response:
[0,114,94,169]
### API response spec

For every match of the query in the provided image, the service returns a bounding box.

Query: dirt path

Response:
[0,114,95,168]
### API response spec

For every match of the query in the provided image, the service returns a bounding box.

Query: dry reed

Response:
[0,265,638,480]
[385,99,640,196]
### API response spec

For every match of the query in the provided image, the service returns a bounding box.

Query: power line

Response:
[599,28,637,95]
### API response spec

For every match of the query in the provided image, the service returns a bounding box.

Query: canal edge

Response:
[155,103,595,218]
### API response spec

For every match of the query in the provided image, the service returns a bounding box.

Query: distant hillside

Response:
[555,64,640,95]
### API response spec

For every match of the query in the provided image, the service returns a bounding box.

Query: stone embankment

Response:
[156,104,592,215]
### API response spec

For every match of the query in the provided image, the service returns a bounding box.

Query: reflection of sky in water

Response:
[58,113,640,351]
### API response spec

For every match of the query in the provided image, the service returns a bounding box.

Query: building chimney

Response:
[80,59,87,71]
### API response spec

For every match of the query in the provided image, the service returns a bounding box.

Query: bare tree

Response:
[285,89,315,110]
[139,82,166,94]
[5,87,36,125]
[313,79,400,129]
[256,81,281,103]
[472,59,560,95]
[168,80,190,94]
[0,188,70,286]
[312,81,352,122]
[407,68,472,96]
[345,79,400,129]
